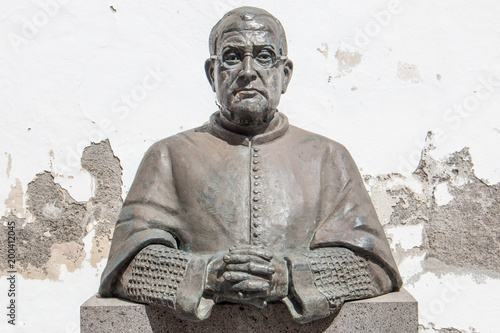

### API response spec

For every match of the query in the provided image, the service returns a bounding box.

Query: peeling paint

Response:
[317,42,328,58]
[90,232,112,268]
[6,152,12,177]
[386,224,424,250]
[4,178,24,216]
[436,328,465,333]
[397,61,423,83]
[434,183,453,206]
[49,149,54,171]
[366,134,500,274]
[365,173,429,226]
[335,48,362,75]
[0,140,122,279]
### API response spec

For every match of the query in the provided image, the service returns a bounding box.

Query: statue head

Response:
[205,7,293,126]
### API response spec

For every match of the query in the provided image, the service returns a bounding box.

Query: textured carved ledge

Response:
[81,289,417,333]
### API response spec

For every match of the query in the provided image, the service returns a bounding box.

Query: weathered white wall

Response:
[1,0,499,332]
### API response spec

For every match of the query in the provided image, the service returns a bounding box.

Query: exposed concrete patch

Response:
[81,139,123,267]
[0,140,122,279]
[335,48,362,75]
[397,61,423,83]
[366,133,500,273]
[81,139,122,228]
[3,171,87,278]
[365,173,430,226]
[422,151,500,272]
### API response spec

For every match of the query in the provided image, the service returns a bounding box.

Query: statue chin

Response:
[223,104,275,126]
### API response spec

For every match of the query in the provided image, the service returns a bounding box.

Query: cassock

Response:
[100,111,402,322]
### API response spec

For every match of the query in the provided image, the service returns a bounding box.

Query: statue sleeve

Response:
[310,143,402,290]
[282,247,392,323]
[281,143,400,323]
[114,244,214,321]
[97,139,215,321]
[100,140,192,299]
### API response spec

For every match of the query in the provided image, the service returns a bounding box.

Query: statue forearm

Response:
[283,247,393,323]
[305,247,391,307]
[115,244,214,321]
[113,244,392,323]
[116,245,191,307]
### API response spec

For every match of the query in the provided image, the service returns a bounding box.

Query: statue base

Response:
[81,289,417,332]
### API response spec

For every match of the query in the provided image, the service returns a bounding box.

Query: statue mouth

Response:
[233,88,266,98]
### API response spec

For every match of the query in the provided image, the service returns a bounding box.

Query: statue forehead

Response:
[217,29,280,49]
[209,7,287,55]
[217,14,281,35]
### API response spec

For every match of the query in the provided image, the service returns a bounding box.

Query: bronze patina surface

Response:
[99,6,402,323]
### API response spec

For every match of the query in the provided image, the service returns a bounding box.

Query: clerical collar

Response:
[208,111,289,146]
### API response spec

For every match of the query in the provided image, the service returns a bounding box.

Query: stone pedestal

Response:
[81,289,417,333]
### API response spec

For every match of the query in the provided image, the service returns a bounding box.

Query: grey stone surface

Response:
[81,289,417,333]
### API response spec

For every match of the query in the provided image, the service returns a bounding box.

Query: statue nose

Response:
[241,55,257,80]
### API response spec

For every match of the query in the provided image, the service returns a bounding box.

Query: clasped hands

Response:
[204,245,288,308]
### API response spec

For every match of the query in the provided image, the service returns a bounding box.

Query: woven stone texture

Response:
[306,248,373,311]
[125,245,191,308]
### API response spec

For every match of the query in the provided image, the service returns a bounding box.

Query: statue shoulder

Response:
[145,124,211,155]
[287,125,350,154]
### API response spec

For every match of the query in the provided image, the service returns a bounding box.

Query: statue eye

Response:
[255,50,274,66]
[223,51,241,66]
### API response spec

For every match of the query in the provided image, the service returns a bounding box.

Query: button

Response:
[253,154,259,157]
[253,166,260,171]
[252,222,260,227]
[253,190,261,194]
[253,206,260,211]
[253,197,260,202]
[254,182,260,186]
[253,213,260,218]
[252,232,259,237]
[253,160,260,164]
[252,240,260,246]
[253,148,260,152]
[254,175,260,179]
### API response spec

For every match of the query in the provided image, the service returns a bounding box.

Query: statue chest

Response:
[171,138,333,254]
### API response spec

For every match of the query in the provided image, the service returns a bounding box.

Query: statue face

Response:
[206,25,292,126]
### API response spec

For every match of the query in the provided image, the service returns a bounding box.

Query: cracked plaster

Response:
[0,140,122,280]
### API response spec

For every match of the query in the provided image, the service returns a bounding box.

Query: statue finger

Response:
[232,279,270,292]
[228,247,273,261]
[223,254,270,265]
[225,262,275,275]
[223,271,256,282]
[243,298,268,309]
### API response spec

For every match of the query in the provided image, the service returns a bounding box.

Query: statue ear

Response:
[281,59,293,94]
[205,59,216,92]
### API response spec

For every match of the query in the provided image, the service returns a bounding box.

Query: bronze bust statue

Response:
[99,6,402,323]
